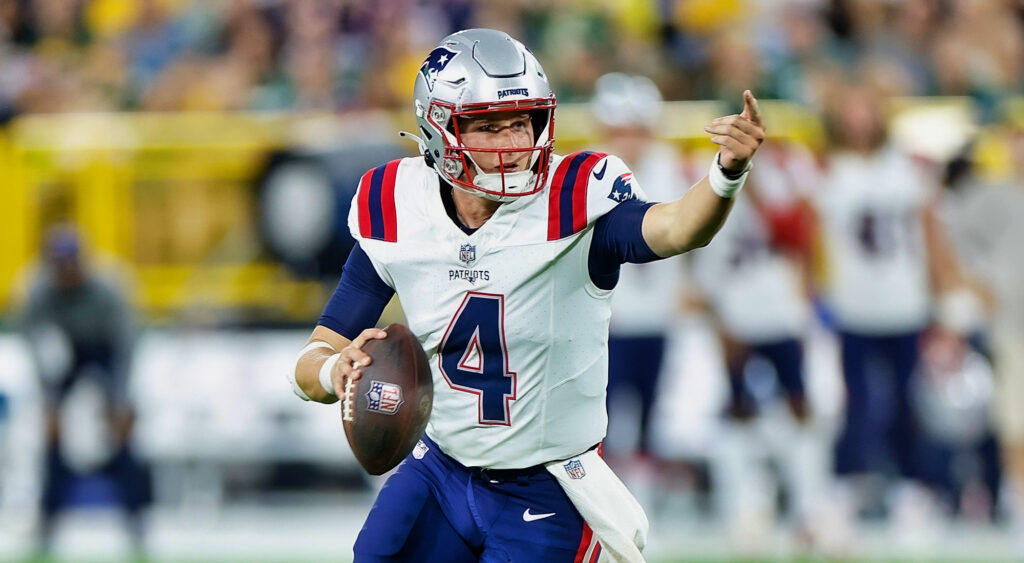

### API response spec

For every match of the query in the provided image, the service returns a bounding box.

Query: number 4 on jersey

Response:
[439,292,517,425]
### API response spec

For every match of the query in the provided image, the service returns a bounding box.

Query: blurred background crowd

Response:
[0,0,1022,115]
[1,0,1024,561]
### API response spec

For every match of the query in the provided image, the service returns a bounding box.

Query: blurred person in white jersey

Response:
[814,82,961,539]
[690,139,833,551]
[587,72,689,501]
[288,29,765,562]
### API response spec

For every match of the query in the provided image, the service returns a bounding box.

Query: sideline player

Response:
[289,29,764,562]
[690,141,831,549]
[815,83,959,535]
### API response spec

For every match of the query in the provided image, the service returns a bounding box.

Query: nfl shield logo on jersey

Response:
[366,380,404,415]
[563,459,586,480]
[459,243,476,265]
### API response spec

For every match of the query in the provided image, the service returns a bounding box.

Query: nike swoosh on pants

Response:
[523,508,556,522]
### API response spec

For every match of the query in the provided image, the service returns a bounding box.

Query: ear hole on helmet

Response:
[419,126,433,141]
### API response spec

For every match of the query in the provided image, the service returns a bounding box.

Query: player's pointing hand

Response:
[703,90,765,173]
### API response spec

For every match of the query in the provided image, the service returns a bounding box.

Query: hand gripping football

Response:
[341,323,433,475]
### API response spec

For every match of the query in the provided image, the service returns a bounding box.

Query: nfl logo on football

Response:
[366,380,404,415]
[563,459,586,480]
[459,243,476,265]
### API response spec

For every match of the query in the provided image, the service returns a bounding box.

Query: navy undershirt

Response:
[317,189,660,339]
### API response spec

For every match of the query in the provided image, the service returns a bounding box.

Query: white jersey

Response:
[692,198,809,342]
[349,152,649,469]
[605,142,688,336]
[692,143,814,342]
[815,145,933,334]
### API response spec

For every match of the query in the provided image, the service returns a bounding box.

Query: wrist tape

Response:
[289,341,336,401]
[319,353,342,396]
[708,152,752,198]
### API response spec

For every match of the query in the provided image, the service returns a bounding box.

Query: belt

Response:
[476,464,549,484]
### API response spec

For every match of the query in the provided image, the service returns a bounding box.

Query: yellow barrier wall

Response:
[2,99,1002,324]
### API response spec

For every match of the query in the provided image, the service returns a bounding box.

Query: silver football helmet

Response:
[409,29,556,202]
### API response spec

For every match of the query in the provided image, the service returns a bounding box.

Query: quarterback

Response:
[290,29,764,562]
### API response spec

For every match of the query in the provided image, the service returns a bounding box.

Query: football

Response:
[342,323,433,475]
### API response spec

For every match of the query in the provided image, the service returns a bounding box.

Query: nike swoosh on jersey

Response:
[522,508,556,522]
[592,160,608,181]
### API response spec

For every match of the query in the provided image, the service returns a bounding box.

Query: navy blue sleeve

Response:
[588,200,661,290]
[317,243,395,339]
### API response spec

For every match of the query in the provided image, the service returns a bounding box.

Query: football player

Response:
[289,29,764,562]
[815,83,961,535]
[690,140,831,549]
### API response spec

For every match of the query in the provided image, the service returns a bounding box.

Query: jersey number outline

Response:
[438,292,517,425]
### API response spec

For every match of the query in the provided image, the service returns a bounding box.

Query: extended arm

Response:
[642,90,765,257]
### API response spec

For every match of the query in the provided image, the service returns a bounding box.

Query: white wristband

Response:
[708,152,751,198]
[319,353,342,396]
[289,341,337,401]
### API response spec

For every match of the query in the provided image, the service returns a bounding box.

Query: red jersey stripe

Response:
[548,154,576,241]
[571,153,606,234]
[380,159,400,242]
[357,168,374,239]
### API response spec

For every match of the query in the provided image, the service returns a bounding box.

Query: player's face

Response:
[458,111,535,179]
[836,89,884,151]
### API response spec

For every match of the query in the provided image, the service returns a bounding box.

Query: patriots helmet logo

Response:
[459,243,476,265]
[420,47,458,92]
[608,172,636,203]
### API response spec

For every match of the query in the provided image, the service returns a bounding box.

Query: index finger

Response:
[740,90,762,126]
[351,327,388,349]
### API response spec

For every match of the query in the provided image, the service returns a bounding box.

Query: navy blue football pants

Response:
[353,435,601,562]
[42,345,150,533]
[607,334,666,454]
[833,330,924,479]
[724,337,806,413]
